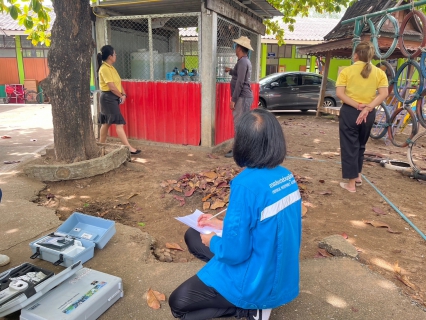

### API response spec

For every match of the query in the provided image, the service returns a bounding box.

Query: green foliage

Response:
[265,0,357,44]
[0,0,51,46]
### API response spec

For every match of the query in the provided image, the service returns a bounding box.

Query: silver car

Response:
[258,72,342,112]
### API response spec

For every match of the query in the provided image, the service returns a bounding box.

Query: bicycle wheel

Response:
[370,102,390,139]
[420,51,426,79]
[416,97,426,129]
[25,90,38,104]
[36,92,44,104]
[407,131,426,174]
[387,106,418,147]
[376,61,395,95]
[398,10,426,59]
[393,60,423,104]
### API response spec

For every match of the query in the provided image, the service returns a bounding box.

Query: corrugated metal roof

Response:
[94,0,282,18]
[0,9,55,33]
[263,18,340,41]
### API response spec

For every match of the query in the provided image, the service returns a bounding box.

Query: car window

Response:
[302,75,322,86]
[278,75,297,87]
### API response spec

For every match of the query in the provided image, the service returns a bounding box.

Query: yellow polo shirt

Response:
[99,62,123,92]
[336,61,388,104]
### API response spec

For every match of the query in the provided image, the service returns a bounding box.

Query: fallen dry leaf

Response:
[184,188,195,197]
[203,201,211,210]
[372,207,386,215]
[207,153,219,159]
[319,191,332,195]
[303,202,316,208]
[173,195,185,206]
[302,203,308,217]
[363,220,401,234]
[128,193,139,200]
[152,290,166,302]
[202,194,212,202]
[203,171,218,179]
[211,200,226,210]
[314,248,332,258]
[147,288,161,309]
[319,179,325,183]
[166,243,184,251]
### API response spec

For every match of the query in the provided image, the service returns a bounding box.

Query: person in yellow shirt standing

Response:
[336,41,388,192]
[97,45,140,154]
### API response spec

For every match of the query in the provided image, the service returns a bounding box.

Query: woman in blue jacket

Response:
[169,109,302,320]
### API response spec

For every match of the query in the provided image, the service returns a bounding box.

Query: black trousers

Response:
[169,229,250,320]
[339,104,376,179]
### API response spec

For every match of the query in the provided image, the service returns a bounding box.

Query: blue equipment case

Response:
[29,212,116,267]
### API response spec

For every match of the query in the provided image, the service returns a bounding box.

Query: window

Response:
[0,35,16,57]
[296,46,308,59]
[20,36,49,58]
[278,75,298,87]
[181,40,198,56]
[301,75,322,85]
[266,44,292,59]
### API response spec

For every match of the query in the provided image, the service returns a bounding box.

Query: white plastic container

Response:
[131,49,150,80]
[217,47,237,82]
[20,268,123,320]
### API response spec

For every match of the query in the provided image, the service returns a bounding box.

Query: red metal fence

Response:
[109,81,201,146]
[215,83,259,145]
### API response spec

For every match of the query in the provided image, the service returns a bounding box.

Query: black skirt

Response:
[98,91,126,125]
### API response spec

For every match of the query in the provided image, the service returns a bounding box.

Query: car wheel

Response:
[258,99,267,109]
[323,97,335,108]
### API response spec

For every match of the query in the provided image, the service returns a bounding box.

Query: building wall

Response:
[260,43,353,80]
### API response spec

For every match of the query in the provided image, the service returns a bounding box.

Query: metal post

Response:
[148,17,154,81]
[316,52,332,117]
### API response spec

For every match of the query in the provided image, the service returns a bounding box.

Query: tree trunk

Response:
[47,0,99,163]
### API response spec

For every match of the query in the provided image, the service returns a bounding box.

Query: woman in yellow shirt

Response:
[97,45,140,154]
[336,41,388,192]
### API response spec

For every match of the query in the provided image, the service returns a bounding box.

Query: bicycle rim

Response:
[370,103,390,139]
[407,131,426,174]
[393,60,424,104]
[388,107,418,147]
[416,97,426,129]
[398,10,426,59]
[25,90,38,103]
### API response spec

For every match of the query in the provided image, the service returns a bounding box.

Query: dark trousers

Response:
[169,229,250,320]
[339,104,376,179]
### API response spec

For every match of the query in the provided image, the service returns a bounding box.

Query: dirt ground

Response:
[33,112,426,307]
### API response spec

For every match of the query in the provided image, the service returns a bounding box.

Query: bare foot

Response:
[340,182,356,193]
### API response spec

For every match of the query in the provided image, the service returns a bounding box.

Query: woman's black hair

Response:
[97,45,115,72]
[233,109,286,169]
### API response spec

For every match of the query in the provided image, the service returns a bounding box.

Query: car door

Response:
[298,74,322,108]
[267,74,299,110]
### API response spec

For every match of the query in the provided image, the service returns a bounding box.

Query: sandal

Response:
[340,182,356,193]
[355,180,362,187]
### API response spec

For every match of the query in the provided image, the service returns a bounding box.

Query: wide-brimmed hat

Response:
[233,36,254,51]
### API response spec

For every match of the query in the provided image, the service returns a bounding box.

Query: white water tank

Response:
[153,51,164,80]
[131,49,150,80]
[217,47,237,82]
[163,52,183,79]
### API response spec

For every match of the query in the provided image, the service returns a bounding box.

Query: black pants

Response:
[169,229,250,319]
[339,104,376,179]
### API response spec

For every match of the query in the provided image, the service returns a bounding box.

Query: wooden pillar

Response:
[316,51,332,117]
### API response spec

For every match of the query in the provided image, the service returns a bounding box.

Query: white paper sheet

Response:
[175,209,222,237]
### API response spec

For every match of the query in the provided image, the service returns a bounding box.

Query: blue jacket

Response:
[197,166,302,309]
